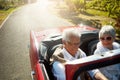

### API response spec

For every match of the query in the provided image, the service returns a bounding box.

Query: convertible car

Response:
[29,25,120,80]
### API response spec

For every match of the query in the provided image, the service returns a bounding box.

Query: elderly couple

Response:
[50,25,120,80]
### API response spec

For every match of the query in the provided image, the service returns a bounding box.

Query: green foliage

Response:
[75,0,85,11]
[64,0,120,37]
[0,0,10,10]
[0,0,25,10]
[88,0,120,18]
[64,0,86,12]
[89,0,120,35]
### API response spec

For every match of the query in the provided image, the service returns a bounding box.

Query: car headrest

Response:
[39,35,62,63]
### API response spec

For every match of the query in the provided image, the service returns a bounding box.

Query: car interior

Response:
[30,28,120,80]
[38,31,99,80]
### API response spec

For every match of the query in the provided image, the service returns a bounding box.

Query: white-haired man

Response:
[50,28,108,80]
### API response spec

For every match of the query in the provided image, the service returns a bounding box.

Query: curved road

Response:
[0,0,73,80]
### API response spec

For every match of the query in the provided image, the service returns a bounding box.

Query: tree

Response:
[64,0,86,12]
[0,0,10,9]
[0,0,29,10]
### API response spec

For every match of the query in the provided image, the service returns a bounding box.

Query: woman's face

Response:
[100,34,114,49]
[64,36,80,57]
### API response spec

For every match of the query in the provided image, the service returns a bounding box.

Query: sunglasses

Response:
[100,36,112,41]
[67,41,80,46]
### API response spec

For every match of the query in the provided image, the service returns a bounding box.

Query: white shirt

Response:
[94,42,120,80]
[63,48,86,61]
[52,48,98,80]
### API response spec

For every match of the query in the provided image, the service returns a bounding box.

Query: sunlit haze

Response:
[36,0,51,9]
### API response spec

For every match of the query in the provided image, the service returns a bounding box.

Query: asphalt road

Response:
[0,0,73,80]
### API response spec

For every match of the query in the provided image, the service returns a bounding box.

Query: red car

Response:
[29,25,120,80]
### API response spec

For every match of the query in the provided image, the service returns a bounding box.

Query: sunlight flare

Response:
[36,0,50,9]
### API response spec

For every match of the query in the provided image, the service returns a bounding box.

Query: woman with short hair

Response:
[94,25,120,80]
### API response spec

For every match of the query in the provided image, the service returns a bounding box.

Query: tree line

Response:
[65,0,120,28]
[65,0,120,18]
[0,0,29,10]
[64,0,120,36]
[88,0,120,29]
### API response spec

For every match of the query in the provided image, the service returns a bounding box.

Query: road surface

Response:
[0,0,73,80]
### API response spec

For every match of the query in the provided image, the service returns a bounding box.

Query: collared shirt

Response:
[52,48,98,80]
[62,48,86,61]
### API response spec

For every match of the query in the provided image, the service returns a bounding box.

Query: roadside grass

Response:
[86,9,116,24]
[86,9,108,17]
[0,8,16,25]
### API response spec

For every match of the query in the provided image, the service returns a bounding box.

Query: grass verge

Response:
[86,9,108,17]
[0,8,16,25]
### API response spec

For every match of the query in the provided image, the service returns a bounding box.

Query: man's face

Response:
[64,35,80,57]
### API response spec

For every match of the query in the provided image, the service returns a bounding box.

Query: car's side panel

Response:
[30,31,45,80]
[35,62,45,80]
[30,31,39,70]
[65,49,120,80]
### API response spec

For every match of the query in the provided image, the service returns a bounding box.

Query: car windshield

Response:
[65,49,120,80]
